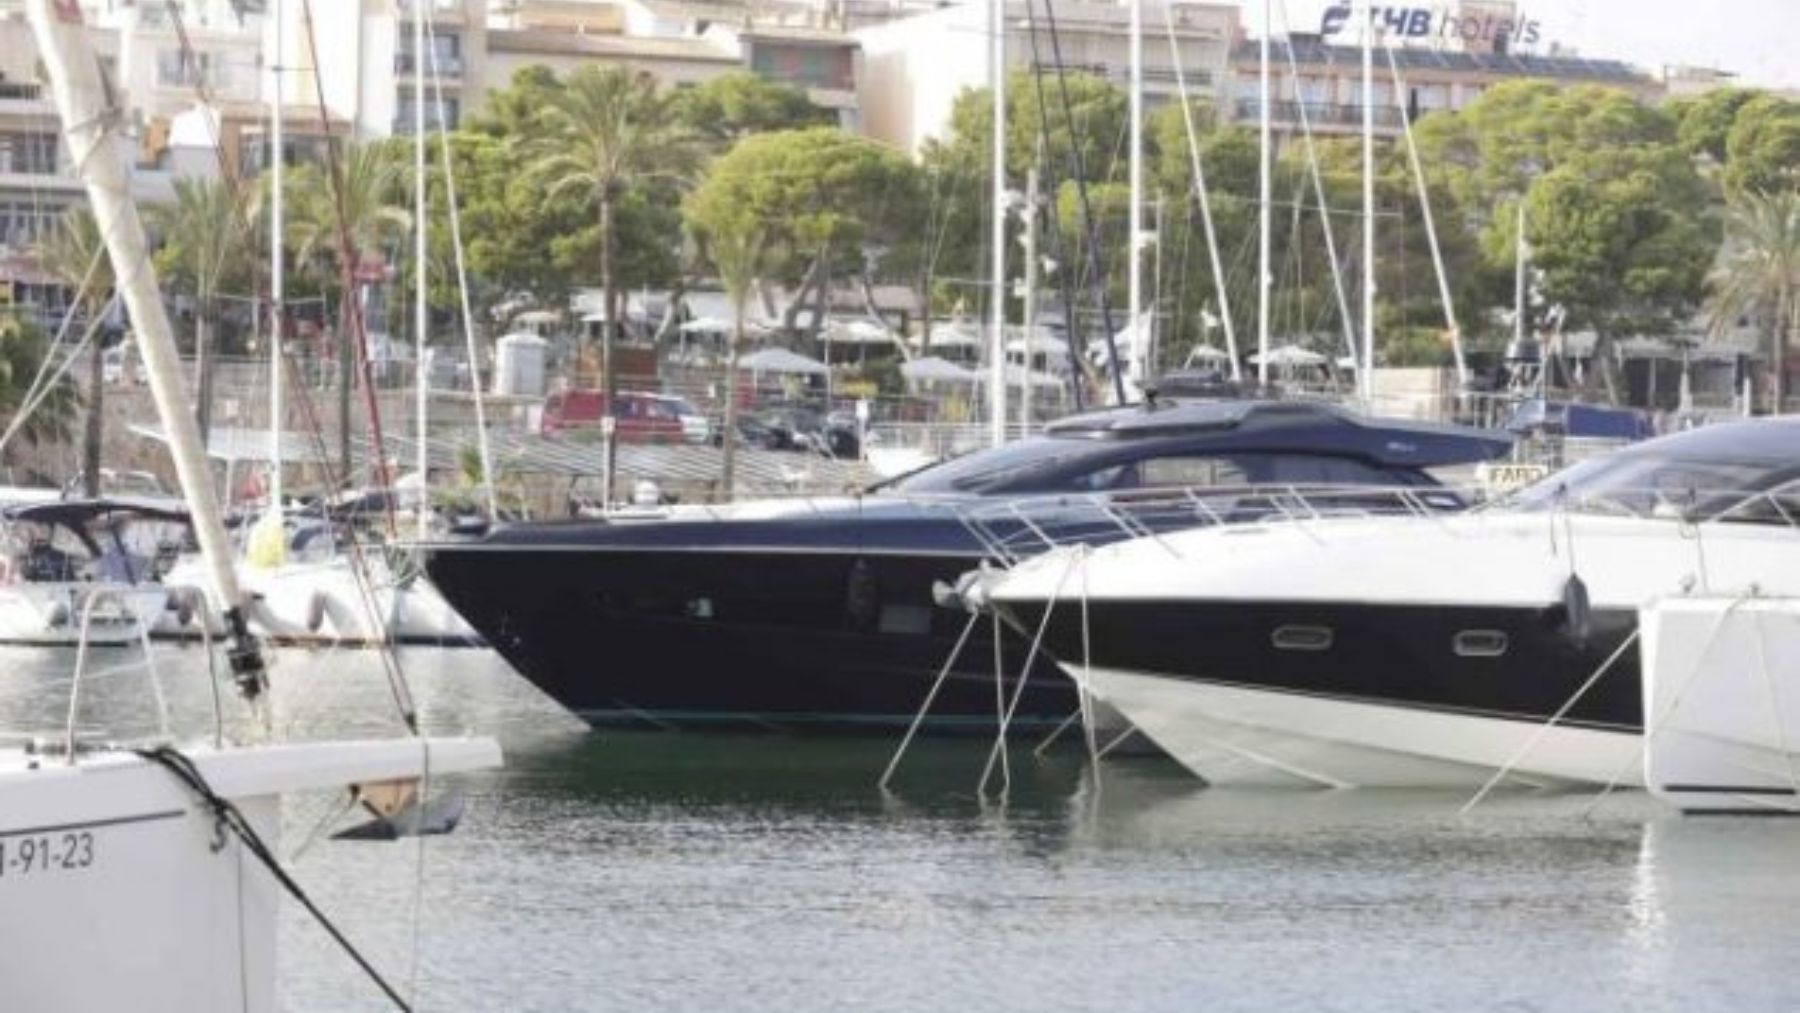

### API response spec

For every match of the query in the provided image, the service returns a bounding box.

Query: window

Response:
[0,200,63,249]
[0,132,59,174]
[1255,455,1392,486]
[157,50,224,89]
[1140,456,1250,489]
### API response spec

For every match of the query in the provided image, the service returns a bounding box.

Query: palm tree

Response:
[0,314,80,462]
[1711,190,1800,412]
[706,224,770,501]
[529,66,690,401]
[281,142,410,480]
[149,176,251,438]
[35,208,113,497]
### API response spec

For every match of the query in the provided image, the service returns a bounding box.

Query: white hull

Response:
[164,556,482,646]
[1642,595,1800,813]
[0,583,169,647]
[0,737,501,1012]
[1079,666,1643,789]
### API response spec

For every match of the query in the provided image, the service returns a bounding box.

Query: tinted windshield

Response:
[886,437,1093,494]
[1507,450,1800,520]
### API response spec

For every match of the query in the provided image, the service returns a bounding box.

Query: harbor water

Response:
[5,645,1800,1011]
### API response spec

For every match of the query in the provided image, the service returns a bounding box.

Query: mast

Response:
[413,0,429,539]
[1514,198,1528,353]
[1256,0,1271,387]
[269,0,285,519]
[26,0,266,694]
[1165,5,1239,380]
[1127,0,1144,392]
[1020,163,1038,433]
[987,0,1006,446]
[1360,0,1375,404]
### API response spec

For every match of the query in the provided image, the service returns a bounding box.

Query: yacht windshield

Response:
[883,437,1092,494]
[1507,450,1800,521]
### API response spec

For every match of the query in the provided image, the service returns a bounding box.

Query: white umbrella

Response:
[1007,333,1070,358]
[738,346,829,376]
[823,318,895,344]
[1003,364,1066,389]
[921,320,983,349]
[1184,344,1231,364]
[901,355,979,385]
[1248,344,1328,367]
[680,315,772,335]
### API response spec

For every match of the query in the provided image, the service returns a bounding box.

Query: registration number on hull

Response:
[0,831,94,877]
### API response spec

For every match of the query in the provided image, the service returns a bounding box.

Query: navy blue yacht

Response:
[426,400,1511,732]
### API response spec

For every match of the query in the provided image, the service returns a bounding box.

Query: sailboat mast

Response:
[1128,0,1144,391]
[413,0,429,539]
[1256,0,1271,387]
[270,0,284,516]
[1165,6,1239,380]
[1360,0,1376,405]
[988,0,1006,446]
[25,0,265,687]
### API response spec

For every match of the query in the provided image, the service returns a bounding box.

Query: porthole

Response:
[1454,630,1509,658]
[1271,625,1333,652]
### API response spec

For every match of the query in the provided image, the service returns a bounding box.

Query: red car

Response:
[540,390,689,443]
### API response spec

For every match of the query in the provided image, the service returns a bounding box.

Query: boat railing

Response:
[62,583,223,761]
[1516,478,1800,529]
[953,483,1476,566]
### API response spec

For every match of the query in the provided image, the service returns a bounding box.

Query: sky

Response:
[1272,0,1800,90]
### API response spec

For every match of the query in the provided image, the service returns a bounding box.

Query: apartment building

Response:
[274,0,491,138]
[1224,1,1662,145]
[856,0,1239,154]
[1224,36,1661,145]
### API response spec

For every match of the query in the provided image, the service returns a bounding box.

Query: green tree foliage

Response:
[34,208,111,496]
[1527,146,1714,397]
[1416,82,1714,394]
[671,72,833,145]
[1723,95,1800,196]
[684,127,925,337]
[1709,189,1800,408]
[1669,87,1759,163]
[149,176,251,433]
[528,66,696,394]
[281,141,410,296]
[0,314,79,455]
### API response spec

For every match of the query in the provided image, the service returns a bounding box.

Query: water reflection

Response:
[6,645,1800,1010]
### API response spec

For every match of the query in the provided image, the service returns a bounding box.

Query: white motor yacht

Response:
[984,419,1800,789]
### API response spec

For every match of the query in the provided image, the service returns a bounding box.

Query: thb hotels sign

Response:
[1305,2,1547,50]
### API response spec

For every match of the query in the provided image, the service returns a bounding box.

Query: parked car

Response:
[757,405,861,459]
[540,390,686,443]
[649,394,712,445]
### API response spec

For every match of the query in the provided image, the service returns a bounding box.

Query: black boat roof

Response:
[1614,417,1800,463]
[1037,398,1508,465]
[1,497,193,527]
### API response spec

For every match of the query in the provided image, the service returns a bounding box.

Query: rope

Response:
[878,610,981,791]
[978,549,1081,797]
[133,745,414,1011]
[1460,627,1640,815]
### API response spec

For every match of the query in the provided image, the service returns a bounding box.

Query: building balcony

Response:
[1233,98,1404,129]
[394,53,464,78]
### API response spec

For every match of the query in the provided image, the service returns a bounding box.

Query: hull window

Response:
[1454,630,1509,658]
[1271,625,1333,652]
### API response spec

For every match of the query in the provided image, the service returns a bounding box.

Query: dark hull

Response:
[995,598,1644,732]
[427,542,1078,732]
